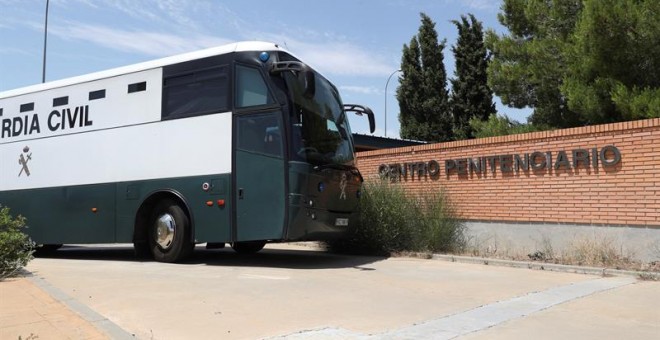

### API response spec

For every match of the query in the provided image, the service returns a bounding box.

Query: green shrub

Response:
[469,114,544,138]
[416,192,466,253]
[0,206,34,280]
[326,180,465,256]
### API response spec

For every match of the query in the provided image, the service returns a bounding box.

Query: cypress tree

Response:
[450,14,496,140]
[397,13,452,142]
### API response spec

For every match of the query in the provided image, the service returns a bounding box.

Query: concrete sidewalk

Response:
[0,276,108,340]
[2,245,658,339]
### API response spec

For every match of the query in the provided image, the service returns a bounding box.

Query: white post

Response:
[42,0,50,83]
[384,69,401,137]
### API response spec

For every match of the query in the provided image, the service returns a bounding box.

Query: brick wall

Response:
[356,118,660,227]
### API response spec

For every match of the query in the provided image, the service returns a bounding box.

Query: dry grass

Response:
[561,236,633,268]
[391,251,433,259]
[463,235,659,273]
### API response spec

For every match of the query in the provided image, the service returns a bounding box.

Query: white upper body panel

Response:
[0,41,282,190]
[0,41,286,99]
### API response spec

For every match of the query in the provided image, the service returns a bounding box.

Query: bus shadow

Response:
[34,245,140,262]
[34,244,385,270]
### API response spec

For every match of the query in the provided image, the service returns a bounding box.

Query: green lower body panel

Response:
[235,150,286,241]
[0,174,232,245]
[1,167,360,246]
[0,184,117,244]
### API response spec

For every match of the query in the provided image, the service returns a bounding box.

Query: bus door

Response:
[233,112,287,241]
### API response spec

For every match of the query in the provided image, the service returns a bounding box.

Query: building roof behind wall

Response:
[352,133,425,152]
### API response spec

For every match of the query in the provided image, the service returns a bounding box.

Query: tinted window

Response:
[89,89,105,100]
[20,103,34,112]
[162,66,229,119]
[237,113,282,157]
[53,96,68,107]
[128,81,147,93]
[235,65,274,108]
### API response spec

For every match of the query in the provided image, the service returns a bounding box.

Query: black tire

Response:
[148,199,194,263]
[34,244,63,255]
[41,244,63,251]
[231,241,266,254]
[133,242,151,259]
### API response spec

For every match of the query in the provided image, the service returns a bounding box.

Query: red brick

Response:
[357,118,660,226]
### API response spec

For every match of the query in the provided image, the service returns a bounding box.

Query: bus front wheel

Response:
[148,199,194,262]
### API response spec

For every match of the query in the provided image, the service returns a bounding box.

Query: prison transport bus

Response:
[0,41,375,262]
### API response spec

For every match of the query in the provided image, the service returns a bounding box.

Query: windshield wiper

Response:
[313,163,364,182]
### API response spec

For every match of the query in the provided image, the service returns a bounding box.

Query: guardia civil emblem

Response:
[339,172,347,200]
[18,146,32,177]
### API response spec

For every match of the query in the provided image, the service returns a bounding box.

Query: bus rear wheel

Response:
[231,241,266,254]
[148,199,193,263]
[35,244,63,255]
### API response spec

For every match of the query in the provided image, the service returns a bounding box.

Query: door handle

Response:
[238,188,244,200]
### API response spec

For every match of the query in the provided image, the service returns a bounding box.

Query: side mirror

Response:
[270,61,315,98]
[299,69,315,98]
[343,104,376,134]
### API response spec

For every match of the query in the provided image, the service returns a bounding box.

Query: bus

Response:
[0,41,374,262]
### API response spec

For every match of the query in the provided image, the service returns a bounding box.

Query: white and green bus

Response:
[0,41,374,262]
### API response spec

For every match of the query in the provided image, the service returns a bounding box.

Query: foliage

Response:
[397,13,452,142]
[0,206,34,280]
[416,190,466,254]
[469,114,542,138]
[489,0,660,128]
[562,0,660,123]
[611,86,660,120]
[450,14,496,140]
[486,0,583,129]
[326,180,465,256]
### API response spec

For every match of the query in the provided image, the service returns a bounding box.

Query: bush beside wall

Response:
[326,180,465,256]
[0,206,34,280]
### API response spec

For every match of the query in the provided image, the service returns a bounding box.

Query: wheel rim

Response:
[155,213,176,250]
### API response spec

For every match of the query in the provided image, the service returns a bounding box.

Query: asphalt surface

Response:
[7,243,659,339]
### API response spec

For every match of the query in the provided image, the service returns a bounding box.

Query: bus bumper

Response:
[285,205,355,241]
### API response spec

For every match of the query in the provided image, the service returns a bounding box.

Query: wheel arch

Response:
[132,190,195,245]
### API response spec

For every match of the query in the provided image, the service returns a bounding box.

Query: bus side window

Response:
[235,65,274,108]
[237,113,282,158]
[162,66,229,119]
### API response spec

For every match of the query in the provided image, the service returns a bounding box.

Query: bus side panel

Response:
[187,174,232,242]
[234,150,285,241]
[1,112,233,245]
[1,114,232,193]
[114,174,232,243]
[0,184,116,244]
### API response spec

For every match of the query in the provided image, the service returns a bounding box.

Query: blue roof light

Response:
[259,52,270,62]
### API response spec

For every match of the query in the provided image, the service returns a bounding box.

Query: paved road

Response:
[25,244,659,339]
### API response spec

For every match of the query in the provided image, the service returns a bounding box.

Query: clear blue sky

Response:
[0,0,531,138]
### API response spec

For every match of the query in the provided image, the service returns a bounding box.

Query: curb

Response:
[431,254,660,280]
[28,275,135,339]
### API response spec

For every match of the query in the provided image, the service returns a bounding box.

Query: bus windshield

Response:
[285,71,355,166]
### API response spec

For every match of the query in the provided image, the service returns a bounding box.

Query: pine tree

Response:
[489,0,658,128]
[563,0,660,123]
[397,13,452,142]
[487,0,583,129]
[450,14,496,140]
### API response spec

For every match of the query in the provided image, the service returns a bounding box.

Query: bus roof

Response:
[0,41,288,100]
